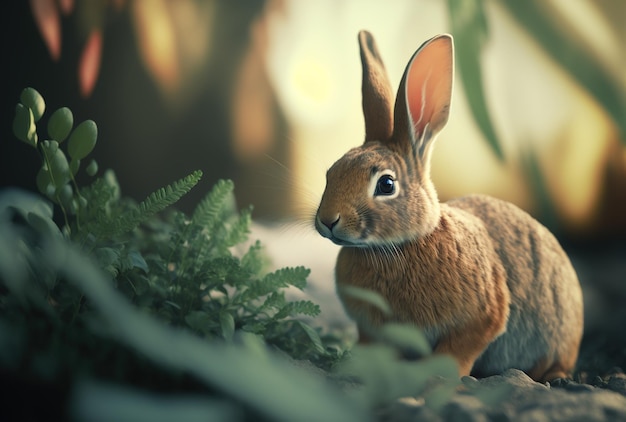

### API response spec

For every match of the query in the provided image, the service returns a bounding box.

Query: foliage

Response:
[2,87,507,420]
[447,0,626,160]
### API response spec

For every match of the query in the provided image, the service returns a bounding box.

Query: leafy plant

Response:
[3,87,502,420]
[6,87,337,365]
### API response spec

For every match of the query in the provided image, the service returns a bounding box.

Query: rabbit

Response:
[314,30,583,382]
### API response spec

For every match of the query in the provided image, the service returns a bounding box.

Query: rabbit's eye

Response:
[375,175,395,196]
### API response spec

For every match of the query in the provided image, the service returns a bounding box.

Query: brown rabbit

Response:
[315,30,583,382]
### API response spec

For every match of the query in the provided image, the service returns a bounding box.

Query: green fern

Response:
[5,85,353,421]
[234,267,310,305]
[93,170,202,238]
[192,178,236,231]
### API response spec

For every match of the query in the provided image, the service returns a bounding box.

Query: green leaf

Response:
[500,0,626,142]
[264,266,310,291]
[72,381,240,422]
[41,141,71,190]
[95,246,121,276]
[241,241,265,275]
[36,167,54,196]
[295,321,325,354]
[242,322,266,335]
[68,120,98,160]
[185,311,214,335]
[124,250,149,273]
[20,87,45,122]
[13,103,37,147]
[220,311,235,340]
[338,345,458,408]
[338,285,392,316]
[57,184,74,209]
[274,300,320,319]
[378,323,432,356]
[95,170,202,237]
[47,107,73,143]
[260,291,286,312]
[192,179,235,231]
[447,0,504,160]
[26,211,62,240]
[223,207,252,248]
[69,158,80,176]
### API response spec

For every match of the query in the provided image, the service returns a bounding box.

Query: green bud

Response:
[58,184,73,207]
[70,159,80,176]
[86,159,98,176]
[36,167,53,196]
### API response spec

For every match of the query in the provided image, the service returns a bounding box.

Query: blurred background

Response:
[1,0,625,236]
[0,1,625,353]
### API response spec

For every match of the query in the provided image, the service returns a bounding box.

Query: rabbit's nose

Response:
[320,215,340,231]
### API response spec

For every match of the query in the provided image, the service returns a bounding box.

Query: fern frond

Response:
[241,241,264,275]
[137,170,203,216]
[235,267,310,304]
[192,179,235,232]
[264,266,310,290]
[223,206,252,248]
[274,300,320,319]
[95,170,202,237]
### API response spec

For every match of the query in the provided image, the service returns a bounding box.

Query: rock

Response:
[607,375,626,396]
[388,369,626,421]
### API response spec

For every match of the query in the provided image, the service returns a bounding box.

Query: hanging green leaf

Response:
[41,141,71,190]
[339,285,392,316]
[48,107,74,143]
[70,158,81,176]
[13,103,37,147]
[220,311,235,340]
[447,0,505,160]
[20,87,45,122]
[68,120,98,160]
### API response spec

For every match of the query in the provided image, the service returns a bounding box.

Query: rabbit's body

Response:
[315,31,583,382]
[336,194,582,380]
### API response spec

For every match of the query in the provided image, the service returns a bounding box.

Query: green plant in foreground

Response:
[7,87,334,363]
[3,87,510,421]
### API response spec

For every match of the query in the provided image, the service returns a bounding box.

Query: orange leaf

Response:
[79,29,103,97]
[30,0,61,61]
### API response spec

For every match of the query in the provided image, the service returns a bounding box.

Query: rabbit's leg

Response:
[434,312,508,377]
[528,357,574,382]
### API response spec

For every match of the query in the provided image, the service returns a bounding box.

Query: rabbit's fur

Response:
[315,31,583,382]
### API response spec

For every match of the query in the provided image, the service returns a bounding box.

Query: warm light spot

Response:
[79,29,102,97]
[58,0,74,15]
[290,57,333,106]
[132,0,180,94]
[30,0,61,61]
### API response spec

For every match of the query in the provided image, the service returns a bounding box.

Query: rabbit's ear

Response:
[359,30,394,143]
[393,34,453,160]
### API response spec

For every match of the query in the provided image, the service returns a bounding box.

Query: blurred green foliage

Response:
[448,0,626,161]
[1,88,508,421]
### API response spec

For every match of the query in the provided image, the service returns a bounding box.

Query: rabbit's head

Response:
[316,31,453,247]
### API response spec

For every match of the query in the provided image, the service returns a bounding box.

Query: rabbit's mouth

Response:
[327,234,371,248]
[329,236,358,247]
